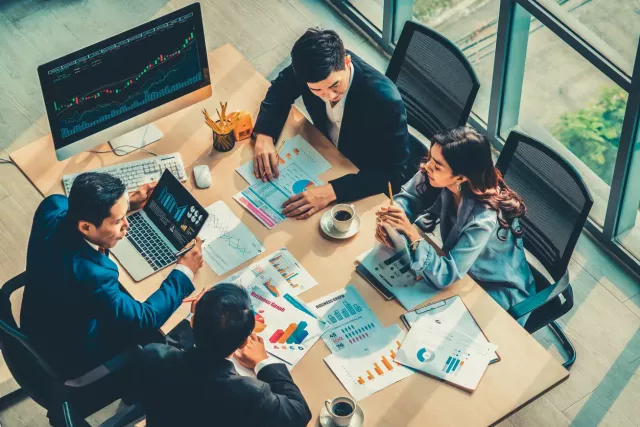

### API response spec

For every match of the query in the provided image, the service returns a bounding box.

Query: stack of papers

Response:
[199,201,265,275]
[310,285,383,353]
[395,316,497,391]
[225,248,318,297]
[248,286,326,367]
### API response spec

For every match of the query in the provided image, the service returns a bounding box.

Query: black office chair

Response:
[0,272,143,426]
[386,20,481,171]
[495,131,594,369]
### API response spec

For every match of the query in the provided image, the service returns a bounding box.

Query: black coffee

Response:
[333,210,353,221]
[333,401,354,417]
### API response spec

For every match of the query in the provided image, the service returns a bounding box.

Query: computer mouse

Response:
[193,165,211,189]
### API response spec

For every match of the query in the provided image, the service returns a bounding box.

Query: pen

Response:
[174,239,206,258]
[388,181,394,206]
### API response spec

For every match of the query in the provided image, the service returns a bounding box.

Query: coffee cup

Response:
[330,204,355,233]
[324,396,356,426]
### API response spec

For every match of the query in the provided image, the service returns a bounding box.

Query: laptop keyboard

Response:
[126,212,176,271]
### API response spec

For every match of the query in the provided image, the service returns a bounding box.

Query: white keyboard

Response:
[62,153,187,195]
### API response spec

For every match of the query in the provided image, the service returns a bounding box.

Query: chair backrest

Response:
[386,21,480,142]
[496,131,594,281]
[0,273,62,407]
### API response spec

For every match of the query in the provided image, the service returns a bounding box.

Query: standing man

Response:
[253,28,410,219]
[22,172,203,379]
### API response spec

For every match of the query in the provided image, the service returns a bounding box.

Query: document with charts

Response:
[358,245,440,310]
[248,286,325,367]
[225,248,318,297]
[234,163,323,229]
[395,317,497,392]
[236,135,331,185]
[324,324,414,401]
[310,285,383,353]
[198,201,265,275]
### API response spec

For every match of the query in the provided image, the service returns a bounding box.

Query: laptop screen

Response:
[144,170,208,250]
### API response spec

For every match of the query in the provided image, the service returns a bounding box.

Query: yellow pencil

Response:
[275,139,288,159]
[388,181,394,206]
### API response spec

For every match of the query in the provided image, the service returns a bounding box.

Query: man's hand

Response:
[128,181,158,211]
[253,134,280,182]
[376,206,422,244]
[282,184,337,220]
[375,220,394,247]
[177,237,204,274]
[234,333,268,370]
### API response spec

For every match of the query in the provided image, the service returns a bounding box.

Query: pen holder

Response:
[212,124,236,153]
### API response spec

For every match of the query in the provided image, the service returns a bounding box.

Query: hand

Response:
[234,333,268,370]
[375,220,393,248]
[376,206,421,244]
[177,237,204,274]
[281,184,337,220]
[183,287,206,327]
[253,134,279,182]
[128,181,158,211]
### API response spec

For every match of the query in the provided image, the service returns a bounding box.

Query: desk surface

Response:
[11,44,568,426]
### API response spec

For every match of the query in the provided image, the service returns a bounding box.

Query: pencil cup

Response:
[212,125,236,152]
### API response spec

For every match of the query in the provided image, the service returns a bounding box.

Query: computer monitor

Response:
[38,3,211,161]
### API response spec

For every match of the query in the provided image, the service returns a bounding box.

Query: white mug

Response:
[325,396,357,426]
[331,204,355,233]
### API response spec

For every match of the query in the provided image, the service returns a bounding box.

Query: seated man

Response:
[22,172,203,378]
[253,27,410,219]
[134,283,312,427]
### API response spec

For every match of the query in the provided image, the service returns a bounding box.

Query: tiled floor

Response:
[0,0,638,425]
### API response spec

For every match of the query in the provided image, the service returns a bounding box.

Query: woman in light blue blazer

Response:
[376,127,535,325]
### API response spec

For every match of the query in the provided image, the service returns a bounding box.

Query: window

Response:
[412,0,500,121]
[347,0,384,30]
[503,20,628,226]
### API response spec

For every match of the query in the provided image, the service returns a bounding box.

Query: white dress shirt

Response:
[324,61,355,147]
[84,238,194,281]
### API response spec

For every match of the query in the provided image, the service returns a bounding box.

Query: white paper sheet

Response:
[198,201,265,275]
[236,135,331,185]
[324,325,414,401]
[310,285,383,353]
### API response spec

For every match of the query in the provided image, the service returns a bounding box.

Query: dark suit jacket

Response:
[254,52,410,202]
[133,344,312,427]
[21,195,195,378]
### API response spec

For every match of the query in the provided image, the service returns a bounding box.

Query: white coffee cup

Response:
[331,204,355,233]
[325,396,357,426]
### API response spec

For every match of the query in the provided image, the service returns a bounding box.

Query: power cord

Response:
[89,144,159,157]
[0,158,12,165]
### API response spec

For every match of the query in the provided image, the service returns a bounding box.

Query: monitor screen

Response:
[145,170,208,249]
[38,3,209,152]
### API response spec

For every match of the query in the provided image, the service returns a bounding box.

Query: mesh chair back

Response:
[496,131,593,281]
[386,21,480,141]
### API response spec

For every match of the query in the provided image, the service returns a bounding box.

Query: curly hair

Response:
[420,127,526,240]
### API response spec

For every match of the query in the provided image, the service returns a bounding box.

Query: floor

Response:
[0,0,638,426]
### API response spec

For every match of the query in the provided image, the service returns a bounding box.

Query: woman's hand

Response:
[376,206,422,244]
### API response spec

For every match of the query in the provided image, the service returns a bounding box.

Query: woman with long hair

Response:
[376,127,535,324]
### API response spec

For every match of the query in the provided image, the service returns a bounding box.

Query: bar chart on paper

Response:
[324,325,414,401]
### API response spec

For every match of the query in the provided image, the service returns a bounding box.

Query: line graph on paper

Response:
[200,201,265,275]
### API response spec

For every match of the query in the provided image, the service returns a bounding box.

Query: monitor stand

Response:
[108,124,163,156]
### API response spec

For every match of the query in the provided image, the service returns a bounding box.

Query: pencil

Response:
[388,181,394,206]
[275,139,287,156]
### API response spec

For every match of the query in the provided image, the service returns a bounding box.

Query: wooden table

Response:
[11,44,568,426]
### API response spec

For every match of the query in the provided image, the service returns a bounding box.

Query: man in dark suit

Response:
[133,283,312,427]
[253,28,410,219]
[22,172,203,379]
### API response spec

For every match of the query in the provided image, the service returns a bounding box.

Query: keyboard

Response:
[62,153,187,195]
[126,211,176,271]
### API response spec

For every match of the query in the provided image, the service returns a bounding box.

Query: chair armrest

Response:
[64,346,141,388]
[1,272,27,296]
[507,270,570,321]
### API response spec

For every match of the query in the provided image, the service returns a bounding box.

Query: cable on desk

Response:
[89,144,158,157]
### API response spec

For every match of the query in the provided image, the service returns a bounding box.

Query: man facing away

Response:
[133,283,312,427]
[22,172,204,379]
[253,27,410,219]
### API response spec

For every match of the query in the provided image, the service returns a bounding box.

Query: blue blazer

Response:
[395,172,536,323]
[21,195,195,378]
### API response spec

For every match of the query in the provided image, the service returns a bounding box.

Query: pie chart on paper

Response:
[417,347,436,363]
[292,179,315,194]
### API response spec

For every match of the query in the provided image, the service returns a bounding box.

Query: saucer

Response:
[320,210,361,239]
[319,405,365,427]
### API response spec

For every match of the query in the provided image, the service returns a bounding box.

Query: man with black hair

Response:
[22,172,203,379]
[253,27,410,219]
[134,283,312,427]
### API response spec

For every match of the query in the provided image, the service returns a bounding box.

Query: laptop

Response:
[112,169,209,281]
